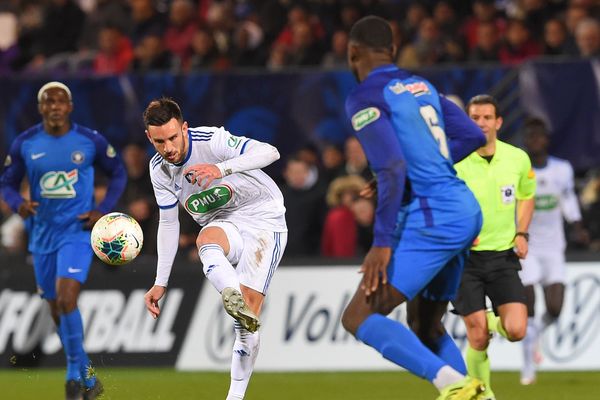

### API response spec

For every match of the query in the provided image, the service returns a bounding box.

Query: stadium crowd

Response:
[0,0,599,75]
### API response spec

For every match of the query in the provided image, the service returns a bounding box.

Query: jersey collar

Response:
[367,64,398,78]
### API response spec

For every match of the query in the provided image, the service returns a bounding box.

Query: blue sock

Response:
[59,309,84,382]
[356,314,445,381]
[80,352,96,389]
[434,332,467,375]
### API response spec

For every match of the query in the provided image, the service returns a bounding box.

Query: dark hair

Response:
[523,116,549,137]
[143,97,183,128]
[466,94,500,117]
[349,16,393,51]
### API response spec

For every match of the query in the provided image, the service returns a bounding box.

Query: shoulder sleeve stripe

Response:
[191,138,211,142]
[240,139,251,154]
[158,201,178,209]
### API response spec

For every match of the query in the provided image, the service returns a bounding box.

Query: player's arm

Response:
[560,162,590,245]
[348,102,407,295]
[440,96,486,163]
[145,173,181,319]
[83,134,127,227]
[0,137,38,217]
[184,129,280,188]
[515,153,537,258]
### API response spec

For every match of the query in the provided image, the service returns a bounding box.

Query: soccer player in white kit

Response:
[519,118,589,385]
[142,98,287,399]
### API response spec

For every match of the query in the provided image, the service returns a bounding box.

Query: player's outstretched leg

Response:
[435,376,486,400]
[222,287,260,333]
[226,321,260,400]
[521,316,538,385]
[59,310,85,400]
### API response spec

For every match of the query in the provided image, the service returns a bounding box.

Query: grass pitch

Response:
[0,368,598,399]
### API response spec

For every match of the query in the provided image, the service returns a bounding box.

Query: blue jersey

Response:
[345,65,484,247]
[0,123,127,254]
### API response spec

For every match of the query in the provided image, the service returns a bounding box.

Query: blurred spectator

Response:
[321,142,345,183]
[266,42,288,70]
[29,0,86,70]
[0,9,18,74]
[79,0,130,51]
[275,4,325,49]
[321,175,366,257]
[296,143,321,168]
[352,197,375,255]
[279,155,327,257]
[0,198,26,254]
[499,18,541,64]
[188,27,227,71]
[520,0,560,41]
[403,2,429,43]
[337,3,362,33]
[575,18,600,57]
[469,21,501,62]
[582,174,600,251]
[131,34,175,72]
[343,135,373,182]
[230,10,266,67]
[288,20,324,66]
[564,5,590,55]
[321,29,348,69]
[205,1,235,58]
[10,1,45,70]
[462,0,506,50]
[164,0,198,67]
[128,0,166,47]
[543,18,568,56]
[433,1,460,39]
[93,24,134,75]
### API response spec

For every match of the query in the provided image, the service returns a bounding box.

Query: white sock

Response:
[432,365,464,391]
[199,244,240,293]
[522,317,538,377]
[226,322,260,400]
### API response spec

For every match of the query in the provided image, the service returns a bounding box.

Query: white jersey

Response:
[528,156,581,252]
[149,126,287,232]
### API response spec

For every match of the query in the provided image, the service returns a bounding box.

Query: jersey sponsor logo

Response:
[500,184,515,204]
[40,169,78,198]
[185,185,233,214]
[405,81,430,96]
[351,107,380,131]
[535,194,559,210]
[227,136,243,149]
[106,145,116,158]
[71,150,85,164]
[3,155,11,167]
[388,81,407,94]
[31,152,46,160]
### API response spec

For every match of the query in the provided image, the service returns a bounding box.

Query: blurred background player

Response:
[453,94,536,400]
[519,117,589,385]
[142,98,287,400]
[0,81,127,400]
[341,16,486,400]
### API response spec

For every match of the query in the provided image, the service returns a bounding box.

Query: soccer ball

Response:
[91,212,144,265]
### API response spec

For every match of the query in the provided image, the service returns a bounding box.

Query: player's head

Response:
[37,81,73,134]
[348,16,395,82]
[523,117,550,157]
[144,97,189,164]
[466,94,502,144]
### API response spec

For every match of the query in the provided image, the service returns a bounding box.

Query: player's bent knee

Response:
[55,296,77,314]
[341,306,364,336]
[505,322,527,342]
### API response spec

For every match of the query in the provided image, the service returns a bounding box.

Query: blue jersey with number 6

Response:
[345,64,483,247]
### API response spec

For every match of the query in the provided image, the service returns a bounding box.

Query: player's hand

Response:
[360,178,377,199]
[78,209,103,229]
[184,164,223,189]
[514,235,528,259]
[144,285,166,319]
[360,246,391,296]
[17,200,39,218]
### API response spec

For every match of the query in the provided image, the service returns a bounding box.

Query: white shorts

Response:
[202,220,287,294]
[519,250,566,286]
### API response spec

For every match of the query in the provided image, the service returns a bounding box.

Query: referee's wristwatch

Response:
[515,232,529,242]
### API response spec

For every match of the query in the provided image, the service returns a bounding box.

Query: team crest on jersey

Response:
[3,155,11,167]
[40,169,78,198]
[71,151,85,164]
[351,107,380,131]
[500,184,515,205]
[227,136,242,149]
[388,81,407,95]
[185,185,233,214]
[106,145,116,158]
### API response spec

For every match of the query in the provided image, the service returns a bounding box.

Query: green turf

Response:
[0,368,598,399]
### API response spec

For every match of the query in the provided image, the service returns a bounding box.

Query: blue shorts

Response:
[388,212,482,301]
[32,242,93,300]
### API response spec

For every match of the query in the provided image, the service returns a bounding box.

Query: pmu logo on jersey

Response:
[40,169,78,198]
[185,185,233,214]
[351,107,380,131]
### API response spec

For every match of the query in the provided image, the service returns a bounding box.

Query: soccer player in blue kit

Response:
[340,17,487,400]
[0,82,126,400]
